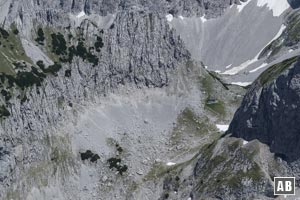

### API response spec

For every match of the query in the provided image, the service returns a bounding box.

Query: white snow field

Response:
[257,0,291,16]
[169,0,292,83]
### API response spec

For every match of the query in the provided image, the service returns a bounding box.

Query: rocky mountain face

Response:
[228,56,300,162]
[0,0,241,199]
[289,0,300,9]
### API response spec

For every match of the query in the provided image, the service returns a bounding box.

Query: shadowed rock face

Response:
[228,57,300,162]
[288,0,300,9]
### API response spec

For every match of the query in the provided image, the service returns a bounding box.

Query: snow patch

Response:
[289,49,294,53]
[249,63,268,73]
[221,25,286,75]
[221,58,258,75]
[272,24,287,40]
[243,140,248,145]
[236,0,252,12]
[76,11,86,18]
[225,64,232,69]
[257,0,290,17]
[166,162,176,166]
[216,124,229,132]
[200,16,207,23]
[179,15,184,20]
[231,82,252,87]
[166,14,174,22]
[215,70,221,73]
[70,13,116,29]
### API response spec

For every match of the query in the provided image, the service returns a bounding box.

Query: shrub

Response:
[0,105,10,117]
[51,33,67,55]
[42,62,62,75]
[35,28,45,45]
[36,60,46,69]
[13,28,19,35]
[94,36,104,52]
[0,28,9,39]
[65,69,71,77]
[80,150,100,163]
[107,157,128,175]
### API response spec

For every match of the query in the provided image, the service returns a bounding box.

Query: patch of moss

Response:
[5,190,20,200]
[257,56,298,86]
[194,138,267,194]
[226,163,263,189]
[0,27,32,74]
[171,108,218,145]
[51,147,72,165]
[201,75,214,95]
[205,100,226,116]
[144,163,169,180]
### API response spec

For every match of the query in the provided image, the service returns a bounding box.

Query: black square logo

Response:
[274,177,295,196]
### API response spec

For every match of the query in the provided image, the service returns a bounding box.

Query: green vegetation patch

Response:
[37,27,101,66]
[0,28,9,39]
[51,32,67,56]
[286,12,300,45]
[94,36,104,52]
[205,100,226,116]
[194,138,266,194]
[201,74,214,95]
[0,27,32,74]
[35,28,45,45]
[0,105,10,117]
[107,157,128,175]
[257,56,298,86]
[80,150,100,163]
[171,108,217,145]
[0,61,56,91]
[144,163,168,180]
[200,73,227,117]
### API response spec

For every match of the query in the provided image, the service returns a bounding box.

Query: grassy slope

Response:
[0,26,32,74]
